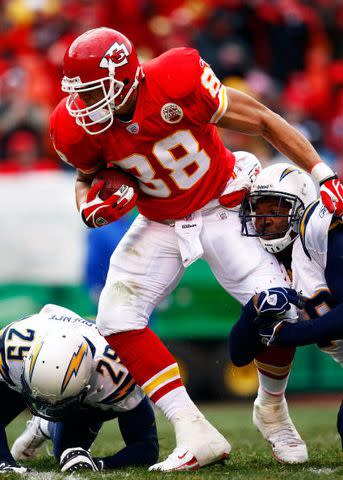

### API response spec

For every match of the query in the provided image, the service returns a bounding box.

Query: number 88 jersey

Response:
[51,47,235,221]
[0,304,144,413]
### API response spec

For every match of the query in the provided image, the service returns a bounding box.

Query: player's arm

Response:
[218,88,343,215]
[75,169,96,210]
[218,88,321,171]
[229,300,261,367]
[229,288,301,366]
[265,302,343,347]
[94,397,158,469]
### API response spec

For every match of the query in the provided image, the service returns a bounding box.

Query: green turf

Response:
[5,402,343,479]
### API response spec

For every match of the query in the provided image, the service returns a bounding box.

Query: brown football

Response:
[92,167,138,200]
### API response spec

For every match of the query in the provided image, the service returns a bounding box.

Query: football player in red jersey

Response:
[50,27,343,471]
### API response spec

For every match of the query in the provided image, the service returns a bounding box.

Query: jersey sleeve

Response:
[195,58,228,124]
[50,98,105,174]
[151,48,228,125]
[292,238,328,298]
[299,200,332,267]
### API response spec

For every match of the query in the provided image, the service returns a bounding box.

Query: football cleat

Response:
[11,416,49,460]
[148,447,200,472]
[253,396,308,464]
[149,413,230,472]
[60,447,98,472]
[0,460,28,473]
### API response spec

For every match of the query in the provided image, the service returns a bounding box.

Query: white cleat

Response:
[253,396,308,464]
[149,413,230,472]
[148,447,200,472]
[11,416,49,460]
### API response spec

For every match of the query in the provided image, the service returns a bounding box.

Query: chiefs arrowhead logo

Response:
[100,42,129,69]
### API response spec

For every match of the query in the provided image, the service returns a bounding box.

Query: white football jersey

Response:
[291,200,343,366]
[0,304,144,412]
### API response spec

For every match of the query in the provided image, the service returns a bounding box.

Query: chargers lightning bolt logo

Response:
[61,343,89,394]
[28,340,44,382]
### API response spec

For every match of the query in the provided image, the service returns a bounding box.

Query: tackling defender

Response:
[0,304,158,473]
[230,163,343,449]
[50,27,343,470]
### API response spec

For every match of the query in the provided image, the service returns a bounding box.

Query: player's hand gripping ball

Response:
[80,167,138,228]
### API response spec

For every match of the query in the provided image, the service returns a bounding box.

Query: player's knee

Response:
[97,281,148,335]
[97,308,148,336]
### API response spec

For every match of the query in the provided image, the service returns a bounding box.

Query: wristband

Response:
[310,162,335,184]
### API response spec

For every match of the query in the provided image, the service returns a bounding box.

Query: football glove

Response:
[219,153,261,208]
[80,180,137,228]
[254,288,304,317]
[0,459,29,473]
[60,447,99,472]
[258,320,286,346]
[311,162,343,217]
[319,176,343,217]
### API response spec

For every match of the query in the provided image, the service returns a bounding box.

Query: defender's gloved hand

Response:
[80,180,137,228]
[258,320,286,346]
[60,447,99,472]
[0,459,29,473]
[254,288,304,318]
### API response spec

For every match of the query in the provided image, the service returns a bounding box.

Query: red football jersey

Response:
[50,48,235,221]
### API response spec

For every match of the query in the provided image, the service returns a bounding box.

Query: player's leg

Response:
[0,382,28,472]
[49,413,102,460]
[96,215,230,470]
[337,401,343,450]
[202,208,308,463]
[94,397,159,469]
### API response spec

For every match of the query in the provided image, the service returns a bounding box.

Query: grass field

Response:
[5,401,343,479]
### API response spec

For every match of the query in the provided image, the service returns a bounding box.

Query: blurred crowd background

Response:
[1,0,342,400]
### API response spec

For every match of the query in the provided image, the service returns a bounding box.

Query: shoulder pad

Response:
[50,98,103,173]
[50,97,85,146]
[299,200,332,260]
[144,48,201,99]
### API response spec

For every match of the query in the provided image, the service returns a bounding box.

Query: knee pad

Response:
[97,281,148,335]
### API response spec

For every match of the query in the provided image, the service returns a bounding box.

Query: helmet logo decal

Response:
[28,340,44,382]
[61,342,88,394]
[100,42,129,69]
[279,166,299,181]
[161,103,183,124]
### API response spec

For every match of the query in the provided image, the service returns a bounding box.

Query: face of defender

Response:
[254,196,292,240]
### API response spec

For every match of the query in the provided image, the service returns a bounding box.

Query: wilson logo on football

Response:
[100,42,129,69]
[161,103,183,124]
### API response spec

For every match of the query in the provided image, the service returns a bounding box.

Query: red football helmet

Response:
[62,27,142,134]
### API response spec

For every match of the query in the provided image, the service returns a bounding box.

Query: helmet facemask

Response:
[21,374,89,421]
[240,191,304,253]
[62,63,141,135]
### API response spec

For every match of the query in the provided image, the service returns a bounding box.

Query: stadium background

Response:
[1,0,342,400]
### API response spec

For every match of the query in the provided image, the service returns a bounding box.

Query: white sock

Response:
[256,386,284,405]
[155,386,200,423]
[257,371,289,397]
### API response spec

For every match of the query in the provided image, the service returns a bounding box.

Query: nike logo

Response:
[178,451,189,460]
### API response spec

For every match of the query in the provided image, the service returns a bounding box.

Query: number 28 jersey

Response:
[50,48,235,221]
